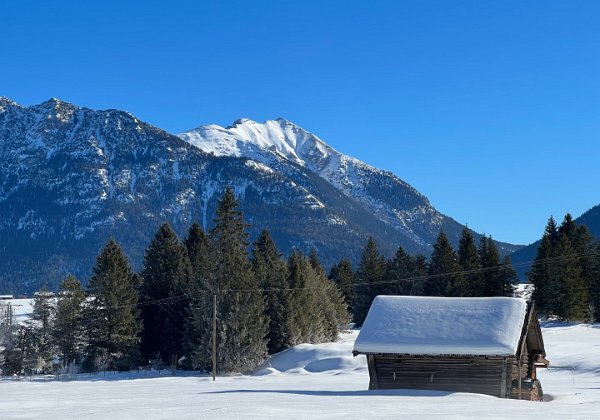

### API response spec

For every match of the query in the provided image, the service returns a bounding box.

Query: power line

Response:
[19,246,600,313]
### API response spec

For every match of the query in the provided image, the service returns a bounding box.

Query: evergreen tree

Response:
[457,228,484,296]
[314,266,350,342]
[85,239,141,371]
[309,248,326,277]
[530,215,593,317]
[139,223,192,364]
[590,242,600,321]
[353,237,386,326]
[411,254,429,295]
[329,259,354,311]
[572,225,595,315]
[383,247,416,296]
[185,223,211,284]
[1,324,30,375]
[425,231,460,297]
[558,213,577,240]
[479,236,513,296]
[183,223,212,369]
[529,234,556,315]
[556,233,588,321]
[287,251,319,344]
[252,230,291,354]
[287,251,348,344]
[203,188,268,373]
[499,255,518,296]
[545,216,560,247]
[53,274,86,370]
[25,284,55,373]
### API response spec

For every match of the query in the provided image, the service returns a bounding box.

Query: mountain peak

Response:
[0,97,19,108]
[180,117,330,166]
[230,117,256,127]
[39,97,70,107]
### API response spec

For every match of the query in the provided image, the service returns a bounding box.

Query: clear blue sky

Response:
[3,0,600,245]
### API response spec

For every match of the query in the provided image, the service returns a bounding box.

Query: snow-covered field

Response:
[1,323,600,419]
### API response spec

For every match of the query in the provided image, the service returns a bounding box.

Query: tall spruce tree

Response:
[1,324,30,375]
[353,237,386,326]
[529,215,593,317]
[500,255,518,295]
[425,231,460,297]
[383,247,416,296]
[139,223,192,363]
[558,213,577,240]
[314,265,349,342]
[309,248,326,277]
[185,223,211,283]
[85,239,141,371]
[252,230,291,354]
[183,223,212,369]
[208,188,267,372]
[287,251,319,344]
[572,225,595,315]
[590,242,600,322]
[25,284,55,373]
[479,236,513,296]
[412,254,429,295]
[556,233,588,321]
[457,228,484,296]
[545,216,560,247]
[287,251,348,344]
[529,234,555,315]
[329,259,354,311]
[53,274,86,369]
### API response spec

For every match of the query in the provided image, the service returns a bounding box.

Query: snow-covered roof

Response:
[353,296,528,356]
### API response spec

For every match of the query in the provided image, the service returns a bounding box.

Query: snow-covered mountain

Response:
[180,118,518,252]
[0,98,519,294]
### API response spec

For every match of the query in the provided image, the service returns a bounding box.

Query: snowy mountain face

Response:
[0,98,519,293]
[180,118,519,254]
[0,98,435,293]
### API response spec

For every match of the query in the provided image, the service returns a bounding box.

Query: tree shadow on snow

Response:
[198,389,452,398]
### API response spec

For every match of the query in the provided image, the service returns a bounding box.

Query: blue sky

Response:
[2,0,600,245]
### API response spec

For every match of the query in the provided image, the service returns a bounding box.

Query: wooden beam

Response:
[500,358,507,398]
[367,355,379,390]
[518,361,522,400]
[534,354,550,367]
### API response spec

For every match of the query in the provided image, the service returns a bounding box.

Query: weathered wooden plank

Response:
[367,355,378,390]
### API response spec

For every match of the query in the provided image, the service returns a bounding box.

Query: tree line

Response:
[0,188,349,376]
[336,228,517,327]
[0,188,533,376]
[529,214,600,321]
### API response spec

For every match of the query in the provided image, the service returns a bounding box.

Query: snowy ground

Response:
[2,323,600,419]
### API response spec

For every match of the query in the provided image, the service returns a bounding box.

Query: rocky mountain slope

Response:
[180,118,519,254]
[0,98,520,293]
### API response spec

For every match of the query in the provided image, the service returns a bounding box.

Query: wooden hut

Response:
[352,296,548,401]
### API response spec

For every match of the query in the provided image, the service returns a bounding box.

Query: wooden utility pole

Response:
[212,293,217,381]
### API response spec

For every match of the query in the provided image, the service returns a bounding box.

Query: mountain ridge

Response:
[179,117,519,253]
[0,97,520,293]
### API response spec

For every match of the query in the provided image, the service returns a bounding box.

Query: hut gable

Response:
[353,296,528,356]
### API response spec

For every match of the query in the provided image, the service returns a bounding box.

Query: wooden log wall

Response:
[369,355,515,398]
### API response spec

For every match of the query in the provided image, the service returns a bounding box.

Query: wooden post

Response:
[518,359,522,400]
[500,358,507,398]
[367,355,379,390]
[212,293,217,382]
